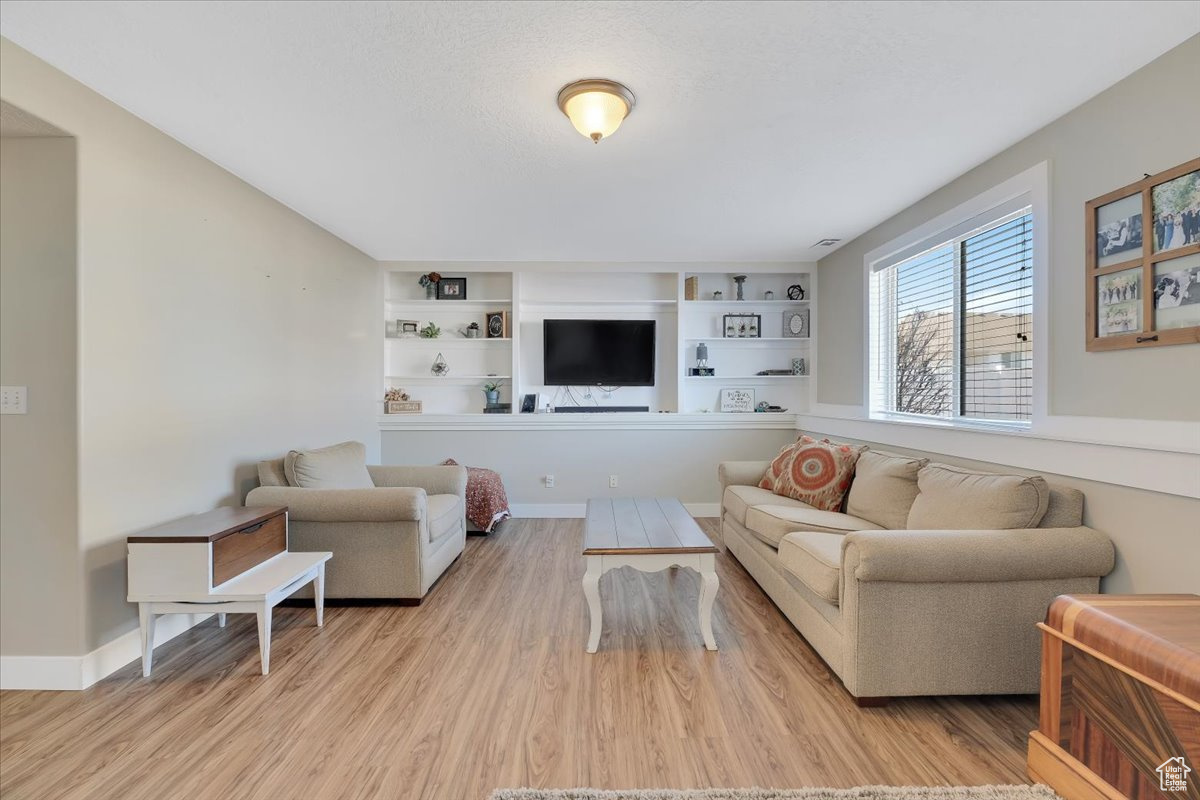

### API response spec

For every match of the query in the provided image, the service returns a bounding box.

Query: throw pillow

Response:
[285,441,375,489]
[906,463,1049,530]
[846,450,928,529]
[758,435,865,511]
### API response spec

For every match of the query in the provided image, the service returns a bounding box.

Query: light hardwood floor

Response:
[0,519,1037,800]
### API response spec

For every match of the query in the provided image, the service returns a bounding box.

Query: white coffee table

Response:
[582,497,720,653]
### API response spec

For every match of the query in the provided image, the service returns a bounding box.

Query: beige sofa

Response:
[719,452,1115,702]
[247,459,468,602]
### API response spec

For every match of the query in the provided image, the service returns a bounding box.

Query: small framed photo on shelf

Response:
[720,387,755,413]
[437,277,467,300]
[723,313,760,338]
[486,310,509,338]
[395,319,420,337]
[783,309,809,338]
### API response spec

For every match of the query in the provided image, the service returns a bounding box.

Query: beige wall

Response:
[817,35,1200,420]
[0,135,82,656]
[0,39,381,655]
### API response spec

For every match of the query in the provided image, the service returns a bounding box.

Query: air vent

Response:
[813,238,841,247]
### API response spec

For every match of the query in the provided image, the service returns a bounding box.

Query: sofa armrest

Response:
[718,461,771,489]
[842,526,1114,584]
[367,465,467,498]
[245,486,427,523]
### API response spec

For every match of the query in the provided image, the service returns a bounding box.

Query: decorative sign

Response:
[720,387,756,413]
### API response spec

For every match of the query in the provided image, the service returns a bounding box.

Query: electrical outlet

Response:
[609,474,619,488]
[544,474,555,488]
[0,386,27,415]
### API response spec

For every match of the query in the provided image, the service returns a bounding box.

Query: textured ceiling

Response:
[1,1,1196,261]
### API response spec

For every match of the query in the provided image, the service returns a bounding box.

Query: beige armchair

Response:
[247,461,468,602]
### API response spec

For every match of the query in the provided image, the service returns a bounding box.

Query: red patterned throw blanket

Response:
[442,459,511,532]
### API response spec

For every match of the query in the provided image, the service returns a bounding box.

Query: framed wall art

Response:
[1086,157,1200,351]
[722,313,761,338]
[437,277,467,300]
[720,387,755,413]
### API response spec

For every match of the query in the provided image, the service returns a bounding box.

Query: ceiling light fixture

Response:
[557,79,635,143]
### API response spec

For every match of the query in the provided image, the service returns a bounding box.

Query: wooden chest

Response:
[1028,594,1200,800]
[127,506,288,598]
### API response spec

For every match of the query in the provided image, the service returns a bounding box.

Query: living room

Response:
[0,3,1197,800]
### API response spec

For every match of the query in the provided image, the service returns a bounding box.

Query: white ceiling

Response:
[1,1,1196,262]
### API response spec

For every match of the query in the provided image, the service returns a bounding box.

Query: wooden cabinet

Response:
[1028,594,1200,800]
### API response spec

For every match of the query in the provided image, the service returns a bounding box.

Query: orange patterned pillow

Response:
[759,435,865,511]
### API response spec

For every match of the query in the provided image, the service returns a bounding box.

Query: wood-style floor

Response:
[0,519,1037,800]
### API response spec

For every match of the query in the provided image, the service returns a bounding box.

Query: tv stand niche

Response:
[554,405,650,413]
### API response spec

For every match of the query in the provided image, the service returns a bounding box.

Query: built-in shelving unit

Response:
[379,267,814,421]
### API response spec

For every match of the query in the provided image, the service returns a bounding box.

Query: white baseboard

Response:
[1,612,212,691]
[509,502,720,519]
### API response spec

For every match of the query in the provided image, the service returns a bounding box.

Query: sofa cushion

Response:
[758,435,865,511]
[778,532,843,605]
[1040,485,1084,528]
[257,458,288,487]
[745,504,882,548]
[846,450,927,529]
[722,485,810,527]
[285,441,375,490]
[907,463,1050,530]
[427,494,462,543]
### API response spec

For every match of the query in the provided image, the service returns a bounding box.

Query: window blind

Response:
[870,206,1033,425]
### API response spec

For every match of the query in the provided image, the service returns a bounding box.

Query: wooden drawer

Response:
[212,513,286,587]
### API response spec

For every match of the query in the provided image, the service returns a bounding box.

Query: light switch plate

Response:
[0,386,28,414]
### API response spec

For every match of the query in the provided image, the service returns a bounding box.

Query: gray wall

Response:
[0,135,82,656]
[1,39,381,656]
[817,35,1200,421]
[382,428,796,508]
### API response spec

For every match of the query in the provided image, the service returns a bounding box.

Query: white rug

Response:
[489,787,1059,800]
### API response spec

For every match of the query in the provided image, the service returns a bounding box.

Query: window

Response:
[870,206,1033,426]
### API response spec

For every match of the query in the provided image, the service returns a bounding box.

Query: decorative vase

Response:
[426,283,437,300]
[485,390,500,405]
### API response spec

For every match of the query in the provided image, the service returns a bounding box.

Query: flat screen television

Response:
[543,319,656,386]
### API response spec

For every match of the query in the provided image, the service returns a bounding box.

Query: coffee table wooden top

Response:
[584,497,718,556]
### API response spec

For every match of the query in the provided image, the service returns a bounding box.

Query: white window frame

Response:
[864,162,1049,433]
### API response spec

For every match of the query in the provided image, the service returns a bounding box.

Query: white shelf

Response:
[385,374,511,384]
[385,298,513,308]
[386,337,512,346]
[377,411,799,431]
[521,299,676,310]
[683,300,809,308]
[682,374,809,380]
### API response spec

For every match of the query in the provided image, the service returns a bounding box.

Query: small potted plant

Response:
[418,272,442,300]
[482,379,504,406]
[419,322,441,339]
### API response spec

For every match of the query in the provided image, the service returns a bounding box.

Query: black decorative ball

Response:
[787,284,805,300]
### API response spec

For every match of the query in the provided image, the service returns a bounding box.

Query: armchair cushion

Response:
[745,504,881,548]
[907,463,1049,530]
[285,441,374,489]
[367,465,467,497]
[427,494,463,543]
[778,531,843,604]
[846,450,927,529]
[258,458,288,487]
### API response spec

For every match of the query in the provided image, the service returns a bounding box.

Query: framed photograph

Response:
[486,310,509,338]
[1094,193,1142,269]
[1152,168,1200,255]
[720,387,755,413]
[1153,253,1200,331]
[783,309,809,338]
[437,277,467,300]
[1085,157,1200,351]
[722,313,761,338]
[396,319,420,337]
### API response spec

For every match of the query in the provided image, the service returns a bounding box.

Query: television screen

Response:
[543,319,656,386]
